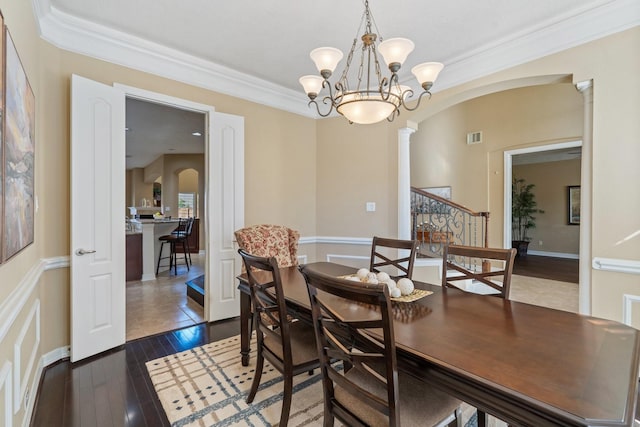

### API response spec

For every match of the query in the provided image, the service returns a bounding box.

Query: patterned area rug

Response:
[147,334,481,426]
[146,335,326,426]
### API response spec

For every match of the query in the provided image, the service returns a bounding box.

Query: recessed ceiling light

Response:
[192,131,202,136]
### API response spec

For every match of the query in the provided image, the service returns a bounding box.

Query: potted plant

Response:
[511,177,544,257]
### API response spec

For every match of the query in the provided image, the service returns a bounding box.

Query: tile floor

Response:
[126,253,206,341]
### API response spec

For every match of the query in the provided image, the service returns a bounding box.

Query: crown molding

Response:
[31,0,315,118]
[434,0,640,91]
[32,0,639,114]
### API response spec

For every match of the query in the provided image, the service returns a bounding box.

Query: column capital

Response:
[575,80,593,93]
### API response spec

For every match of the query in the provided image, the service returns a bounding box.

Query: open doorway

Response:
[124,97,206,341]
[504,141,582,312]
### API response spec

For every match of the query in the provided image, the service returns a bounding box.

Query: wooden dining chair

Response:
[299,264,462,427]
[442,244,516,427]
[238,249,319,427]
[441,244,517,299]
[369,236,419,279]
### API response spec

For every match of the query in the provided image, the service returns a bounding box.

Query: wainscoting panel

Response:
[221,259,236,301]
[0,362,12,427]
[623,294,640,327]
[13,300,40,414]
[325,254,369,269]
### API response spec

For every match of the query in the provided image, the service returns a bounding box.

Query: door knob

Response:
[75,249,96,256]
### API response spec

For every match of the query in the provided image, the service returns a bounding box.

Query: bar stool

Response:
[156,218,190,275]
[171,217,195,266]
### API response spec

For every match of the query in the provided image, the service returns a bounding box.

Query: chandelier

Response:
[299,0,444,125]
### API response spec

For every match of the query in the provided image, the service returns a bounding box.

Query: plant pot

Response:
[512,240,530,258]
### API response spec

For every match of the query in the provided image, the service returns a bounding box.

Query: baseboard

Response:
[527,250,579,259]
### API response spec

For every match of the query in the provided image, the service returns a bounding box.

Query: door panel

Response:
[70,74,125,362]
[207,113,244,321]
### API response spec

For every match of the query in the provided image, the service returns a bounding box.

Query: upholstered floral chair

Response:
[234,224,300,268]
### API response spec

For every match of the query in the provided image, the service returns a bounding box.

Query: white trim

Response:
[13,300,40,414]
[326,254,370,263]
[434,0,640,93]
[623,294,640,327]
[296,255,308,265]
[33,0,311,118]
[314,236,373,246]
[32,0,640,118]
[0,362,12,427]
[527,250,579,259]
[593,257,640,275]
[0,257,69,344]
[42,346,71,368]
[503,140,583,248]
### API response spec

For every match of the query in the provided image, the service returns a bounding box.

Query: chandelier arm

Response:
[307,98,335,118]
[378,73,398,102]
[402,90,432,112]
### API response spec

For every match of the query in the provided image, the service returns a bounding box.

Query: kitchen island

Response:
[130,218,181,280]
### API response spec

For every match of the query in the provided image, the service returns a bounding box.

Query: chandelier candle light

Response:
[299,0,444,125]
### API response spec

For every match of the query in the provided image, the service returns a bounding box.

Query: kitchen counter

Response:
[129,219,181,280]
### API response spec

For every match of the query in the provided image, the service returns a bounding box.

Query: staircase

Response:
[410,187,489,258]
[410,187,490,284]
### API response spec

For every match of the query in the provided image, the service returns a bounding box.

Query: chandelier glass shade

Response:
[299,0,443,125]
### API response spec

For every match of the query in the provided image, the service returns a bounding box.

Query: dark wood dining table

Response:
[237,262,640,426]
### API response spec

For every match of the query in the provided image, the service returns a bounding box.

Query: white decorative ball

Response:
[389,287,402,298]
[397,278,415,296]
[347,276,361,282]
[366,272,378,282]
[366,277,379,284]
[385,279,397,291]
[357,268,370,279]
[376,272,390,282]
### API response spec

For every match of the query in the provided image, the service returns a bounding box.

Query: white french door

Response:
[71,77,244,361]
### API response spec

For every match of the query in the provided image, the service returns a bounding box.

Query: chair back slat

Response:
[442,244,517,299]
[369,236,419,279]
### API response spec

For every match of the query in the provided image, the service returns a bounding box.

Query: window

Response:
[178,192,196,218]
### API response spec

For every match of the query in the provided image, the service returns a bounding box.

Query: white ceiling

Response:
[125,98,204,169]
[31,0,638,169]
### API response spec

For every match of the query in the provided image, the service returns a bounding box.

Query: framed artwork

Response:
[421,186,451,200]
[2,27,35,261]
[568,185,580,225]
[0,11,4,263]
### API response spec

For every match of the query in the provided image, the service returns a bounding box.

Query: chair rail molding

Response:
[0,257,70,344]
[593,257,640,275]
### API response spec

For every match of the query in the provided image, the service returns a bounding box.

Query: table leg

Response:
[240,291,252,366]
[477,410,488,427]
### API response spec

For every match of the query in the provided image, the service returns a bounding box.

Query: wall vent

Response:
[467,131,483,145]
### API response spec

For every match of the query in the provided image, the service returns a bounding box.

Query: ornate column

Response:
[398,127,416,240]
[576,80,593,315]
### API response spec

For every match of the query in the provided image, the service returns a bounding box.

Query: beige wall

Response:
[179,169,198,194]
[514,159,581,254]
[411,83,583,248]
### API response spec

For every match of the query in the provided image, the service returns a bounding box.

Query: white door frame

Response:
[114,83,244,323]
[503,139,588,313]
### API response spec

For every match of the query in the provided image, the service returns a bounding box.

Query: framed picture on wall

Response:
[2,27,36,261]
[568,185,580,225]
[0,11,4,264]
[421,186,451,200]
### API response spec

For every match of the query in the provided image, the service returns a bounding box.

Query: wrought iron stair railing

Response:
[411,187,489,258]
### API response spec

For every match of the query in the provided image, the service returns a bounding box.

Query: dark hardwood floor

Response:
[512,254,579,283]
[31,318,239,427]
